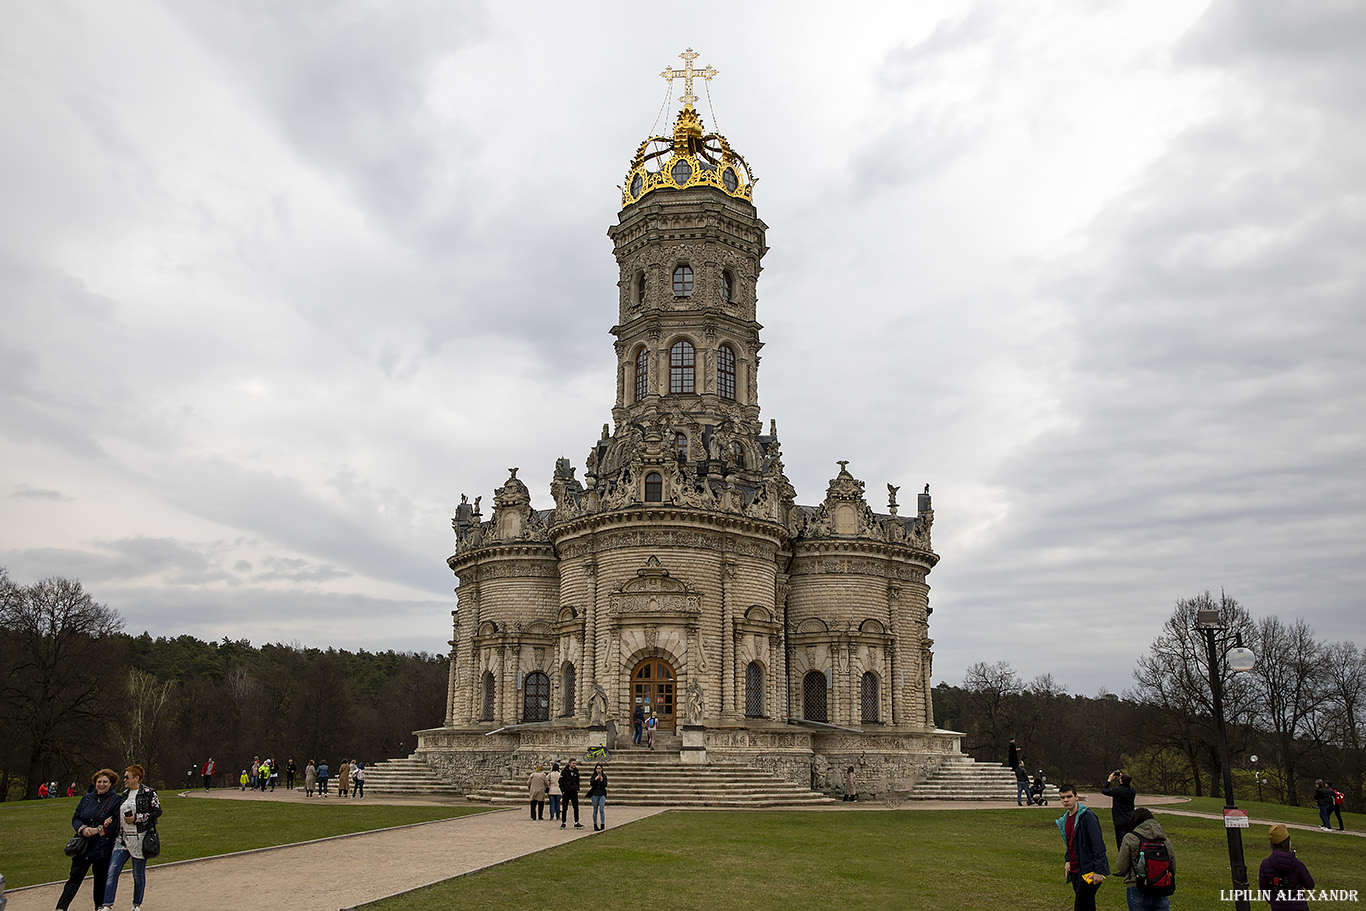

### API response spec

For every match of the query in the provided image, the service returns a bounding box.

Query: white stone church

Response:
[413,53,962,795]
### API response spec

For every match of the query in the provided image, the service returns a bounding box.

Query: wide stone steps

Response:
[907,757,1059,802]
[467,755,836,808]
[363,755,457,795]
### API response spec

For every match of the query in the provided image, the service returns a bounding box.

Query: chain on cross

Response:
[660,47,719,108]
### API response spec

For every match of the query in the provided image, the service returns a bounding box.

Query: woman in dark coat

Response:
[55,768,121,911]
[588,763,608,831]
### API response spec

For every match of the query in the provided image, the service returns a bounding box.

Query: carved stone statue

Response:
[588,683,609,726]
[686,679,705,724]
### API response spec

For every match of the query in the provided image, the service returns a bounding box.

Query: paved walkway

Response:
[7,802,664,911]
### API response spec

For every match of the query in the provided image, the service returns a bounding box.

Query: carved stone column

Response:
[887,582,902,726]
[584,559,598,720]
[445,610,459,727]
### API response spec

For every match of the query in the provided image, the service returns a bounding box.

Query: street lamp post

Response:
[1251,755,1263,802]
[1197,608,1256,911]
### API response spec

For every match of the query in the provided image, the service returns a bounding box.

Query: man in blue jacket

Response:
[1056,784,1109,911]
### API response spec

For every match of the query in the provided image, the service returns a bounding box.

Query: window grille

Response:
[745,662,764,717]
[523,671,550,723]
[673,265,693,297]
[562,664,576,716]
[645,472,663,502]
[861,672,880,724]
[802,670,828,723]
[718,345,736,400]
[481,671,495,721]
[635,349,650,401]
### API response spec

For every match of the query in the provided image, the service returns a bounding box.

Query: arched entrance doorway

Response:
[631,657,677,733]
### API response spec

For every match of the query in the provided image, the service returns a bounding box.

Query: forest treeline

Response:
[4,571,1361,809]
[0,570,447,800]
[936,592,1365,812]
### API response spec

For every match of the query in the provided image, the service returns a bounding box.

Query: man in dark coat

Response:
[1008,738,1019,770]
[1313,779,1335,830]
[1102,771,1137,846]
[1056,784,1109,911]
[559,758,583,829]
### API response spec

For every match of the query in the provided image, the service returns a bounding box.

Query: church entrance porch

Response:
[631,657,677,733]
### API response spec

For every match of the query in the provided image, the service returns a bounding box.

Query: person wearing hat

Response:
[1258,824,1315,911]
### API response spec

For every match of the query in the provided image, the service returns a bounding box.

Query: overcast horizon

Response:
[3,0,1363,698]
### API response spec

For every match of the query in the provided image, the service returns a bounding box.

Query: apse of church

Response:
[425,51,956,792]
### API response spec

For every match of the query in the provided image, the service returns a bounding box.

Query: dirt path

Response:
[8,804,664,911]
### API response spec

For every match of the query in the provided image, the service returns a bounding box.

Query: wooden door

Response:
[631,658,677,733]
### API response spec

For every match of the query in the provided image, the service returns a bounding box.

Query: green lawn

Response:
[1174,795,1363,832]
[0,796,487,888]
[362,807,1366,911]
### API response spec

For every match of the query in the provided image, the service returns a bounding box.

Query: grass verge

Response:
[361,806,1366,911]
[1174,795,1362,832]
[0,795,487,888]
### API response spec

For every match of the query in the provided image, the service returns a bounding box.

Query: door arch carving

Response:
[631,657,677,733]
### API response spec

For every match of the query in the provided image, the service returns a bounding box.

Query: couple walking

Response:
[631,704,658,749]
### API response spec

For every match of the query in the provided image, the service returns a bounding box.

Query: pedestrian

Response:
[559,758,583,829]
[338,759,351,798]
[269,759,279,791]
[1102,770,1137,845]
[39,781,50,799]
[1313,779,1334,830]
[528,765,549,820]
[1115,807,1176,911]
[588,762,608,830]
[258,758,270,791]
[239,769,248,790]
[317,760,330,796]
[250,756,260,790]
[1015,763,1033,806]
[646,712,658,750]
[286,758,297,790]
[202,756,215,790]
[304,760,317,797]
[1008,737,1020,770]
[67,782,77,798]
[844,766,858,802]
[632,703,645,745]
[1055,784,1109,911]
[353,761,365,798]
[104,763,162,911]
[54,768,121,911]
[548,761,562,822]
[1258,824,1315,911]
[1327,782,1345,830]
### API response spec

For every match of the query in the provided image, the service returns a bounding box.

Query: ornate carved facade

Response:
[420,56,957,793]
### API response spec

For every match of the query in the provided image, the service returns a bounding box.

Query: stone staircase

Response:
[467,751,836,808]
[363,755,458,795]
[907,756,1059,802]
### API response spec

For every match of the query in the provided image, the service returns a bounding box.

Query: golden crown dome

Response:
[621,50,755,208]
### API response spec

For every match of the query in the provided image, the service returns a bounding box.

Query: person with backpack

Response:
[1258,824,1315,911]
[1115,807,1175,911]
[645,712,658,750]
[1327,781,1345,831]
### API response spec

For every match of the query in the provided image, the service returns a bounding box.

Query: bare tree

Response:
[0,576,123,797]
[962,661,1023,760]
[113,668,176,778]
[1321,641,1366,812]
[1128,591,1257,798]
[1251,615,1328,805]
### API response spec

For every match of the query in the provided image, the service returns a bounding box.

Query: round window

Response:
[672,160,693,187]
[630,173,643,197]
[722,167,738,192]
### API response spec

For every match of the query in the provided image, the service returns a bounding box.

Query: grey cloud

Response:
[11,484,72,501]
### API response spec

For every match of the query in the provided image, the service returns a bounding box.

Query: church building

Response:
[415,51,962,794]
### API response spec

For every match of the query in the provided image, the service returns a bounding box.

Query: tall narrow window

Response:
[802,670,828,723]
[717,345,736,400]
[636,272,646,307]
[670,341,695,393]
[481,671,495,721]
[745,662,764,717]
[562,664,576,716]
[634,348,650,402]
[861,672,880,724]
[722,270,734,303]
[523,671,550,723]
[731,441,745,468]
[644,472,663,502]
[675,432,689,460]
[673,265,693,297]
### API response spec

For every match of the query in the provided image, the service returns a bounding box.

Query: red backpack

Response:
[1135,838,1176,896]
[1333,790,1345,807]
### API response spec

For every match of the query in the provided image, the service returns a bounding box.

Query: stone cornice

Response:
[448,543,559,577]
[549,503,787,549]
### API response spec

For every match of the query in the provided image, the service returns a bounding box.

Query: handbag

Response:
[64,834,88,857]
[142,825,161,858]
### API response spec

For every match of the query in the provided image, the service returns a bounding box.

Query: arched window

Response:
[523,671,550,723]
[861,672,880,724]
[562,664,576,716]
[802,671,828,723]
[669,341,695,394]
[717,344,736,400]
[673,265,693,297]
[675,432,689,460]
[634,348,650,402]
[722,270,734,303]
[731,441,744,468]
[645,472,663,502]
[636,272,646,307]
[481,671,495,721]
[745,662,764,717]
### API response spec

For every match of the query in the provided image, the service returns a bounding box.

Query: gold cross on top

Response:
[660,48,718,108]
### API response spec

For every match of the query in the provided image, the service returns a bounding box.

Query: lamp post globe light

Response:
[1196,608,1257,911]
[1250,755,1263,803]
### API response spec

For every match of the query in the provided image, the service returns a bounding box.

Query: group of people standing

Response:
[527,759,609,831]
[57,764,162,911]
[238,756,292,791]
[300,758,366,797]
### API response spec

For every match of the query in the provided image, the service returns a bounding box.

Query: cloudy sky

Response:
[3,0,1362,696]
